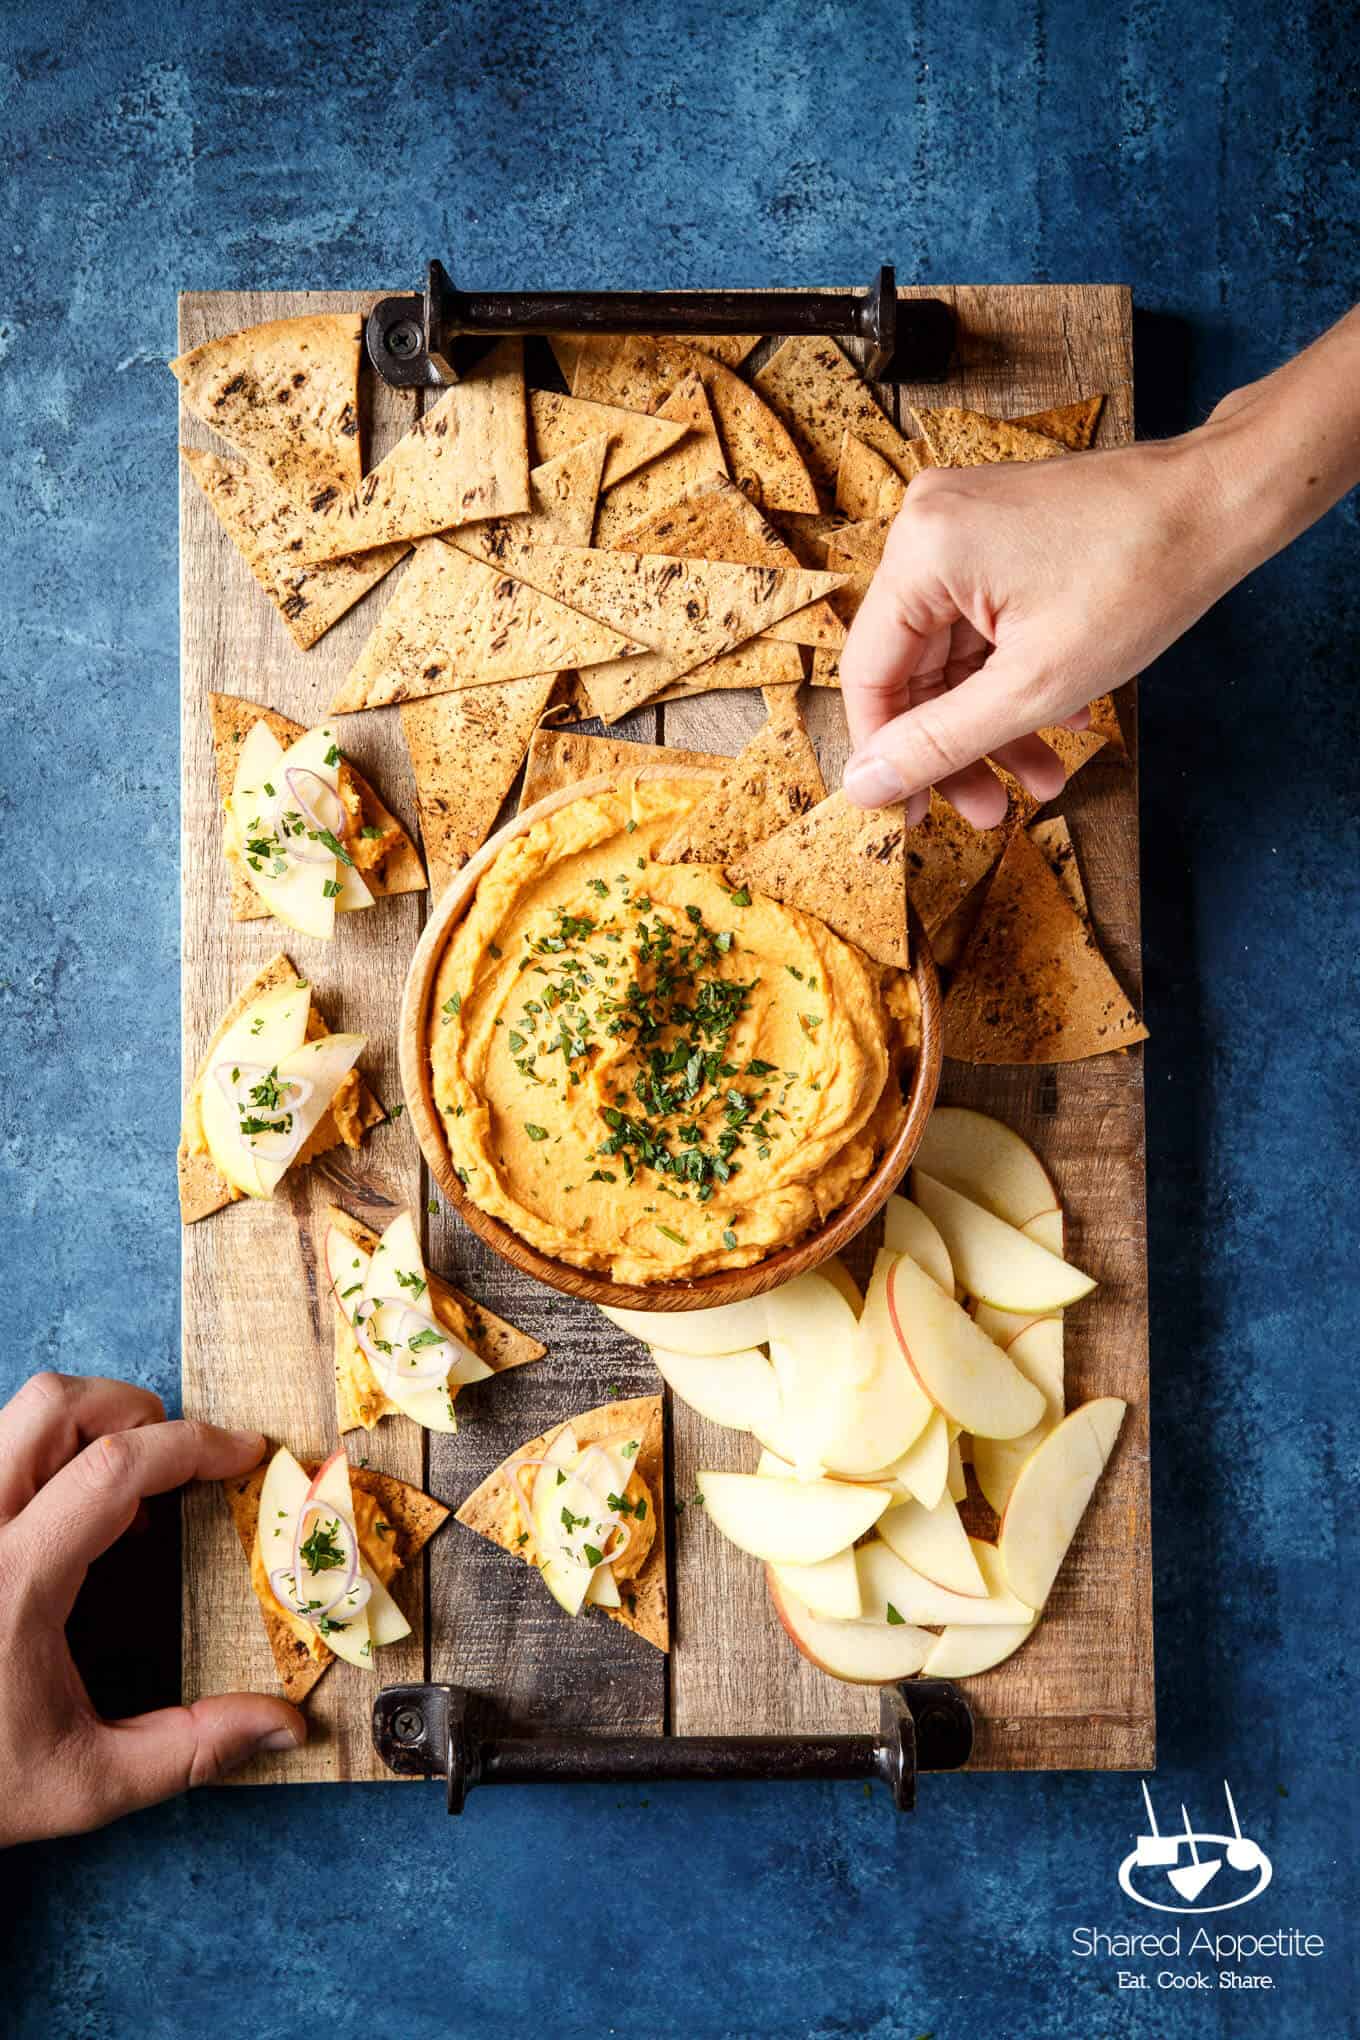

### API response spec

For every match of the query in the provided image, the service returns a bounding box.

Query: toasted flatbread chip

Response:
[609,472,845,650]
[1085,691,1129,761]
[1035,722,1109,784]
[578,640,806,723]
[457,435,609,565]
[656,705,826,864]
[455,1396,668,1652]
[333,543,642,713]
[224,1455,448,1702]
[519,728,728,808]
[944,826,1147,1063]
[729,789,911,969]
[529,388,688,492]
[1028,816,1089,921]
[836,432,914,520]
[182,447,408,651]
[768,510,854,567]
[1011,394,1105,451]
[809,516,893,686]
[753,335,924,495]
[591,375,729,547]
[902,789,1014,937]
[400,673,557,897]
[564,331,761,394]
[296,339,530,562]
[207,693,424,920]
[177,953,383,1225]
[575,336,818,512]
[170,313,363,505]
[326,1204,544,1432]
[910,406,1070,467]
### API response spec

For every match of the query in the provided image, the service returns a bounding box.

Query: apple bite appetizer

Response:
[611,1107,1126,1685]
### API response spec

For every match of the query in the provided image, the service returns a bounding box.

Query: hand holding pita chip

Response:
[0,1374,304,1843]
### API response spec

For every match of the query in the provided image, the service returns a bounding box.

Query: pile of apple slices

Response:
[605,1108,1127,1684]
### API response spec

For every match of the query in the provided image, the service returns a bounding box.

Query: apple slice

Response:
[855,1536,1035,1628]
[649,1343,780,1436]
[229,722,339,941]
[358,1210,491,1432]
[767,1571,932,1682]
[600,1292,768,1358]
[698,1470,891,1566]
[921,1616,1037,1678]
[885,1253,1046,1440]
[325,1223,373,1325]
[764,1271,861,1473]
[911,1172,1094,1313]
[819,1251,933,1477]
[363,1569,412,1646]
[256,1444,310,1568]
[1022,1208,1065,1257]
[877,1494,987,1597]
[882,1195,954,1294]
[913,1106,1061,1233]
[249,1032,367,1195]
[585,1565,621,1609]
[876,1408,951,1509]
[769,1546,862,1621]
[281,725,375,917]
[199,981,314,1196]
[946,1431,967,1501]
[296,1452,373,1667]
[972,1315,1065,1515]
[998,1397,1126,1609]
[819,1255,864,1318]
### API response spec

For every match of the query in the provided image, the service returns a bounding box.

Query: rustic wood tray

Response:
[179,284,1152,1784]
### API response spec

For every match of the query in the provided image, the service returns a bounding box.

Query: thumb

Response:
[844,652,1047,809]
[90,1694,306,1819]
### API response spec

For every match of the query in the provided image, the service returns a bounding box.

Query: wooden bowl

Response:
[400,768,942,1312]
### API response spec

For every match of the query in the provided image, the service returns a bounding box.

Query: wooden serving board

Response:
[180,285,1151,1782]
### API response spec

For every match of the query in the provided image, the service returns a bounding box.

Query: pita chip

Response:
[224,1454,449,1702]
[576,640,801,723]
[729,789,911,970]
[768,509,854,567]
[520,727,728,808]
[207,692,424,920]
[1035,721,1109,784]
[902,789,1014,936]
[1028,815,1089,921]
[944,826,1148,1063]
[400,673,557,896]
[836,432,914,520]
[455,1396,668,1652]
[609,472,845,650]
[1011,394,1105,451]
[455,434,609,564]
[529,387,688,491]
[575,335,818,512]
[590,374,729,547]
[656,705,826,864]
[333,543,642,713]
[1085,691,1129,761]
[566,331,761,394]
[170,312,362,504]
[910,405,1070,467]
[182,447,407,651]
[753,335,924,495]
[177,953,383,1226]
[296,339,531,562]
[326,1204,544,1433]
[810,516,893,685]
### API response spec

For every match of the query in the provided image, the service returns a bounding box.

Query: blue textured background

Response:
[2,2,1357,2033]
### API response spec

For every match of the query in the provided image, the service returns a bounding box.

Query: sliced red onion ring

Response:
[354,1296,474,1388]
[213,1061,314,1165]
[278,766,350,866]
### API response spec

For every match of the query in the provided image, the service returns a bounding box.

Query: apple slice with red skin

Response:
[766,1569,932,1683]
[997,1397,1126,1609]
[885,1253,1046,1440]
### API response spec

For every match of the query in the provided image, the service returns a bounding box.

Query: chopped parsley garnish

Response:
[885,1603,906,1626]
[300,1519,346,1573]
[524,1123,549,1142]
[582,1544,604,1568]
[722,1229,737,1250]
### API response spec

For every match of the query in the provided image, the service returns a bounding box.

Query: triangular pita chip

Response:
[456,1396,668,1652]
[590,375,729,548]
[1011,394,1105,451]
[944,826,1147,1063]
[1028,816,1089,921]
[835,432,914,519]
[170,313,362,505]
[457,435,608,564]
[752,335,924,494]
[519,728,728,809]
[768,510,854,567]
[326,1204,544,1432]
[902,788,1014,936]
[656,704,826,863]
[207,693,425,920]
[1034,722,1108,784]
[565,331,761,393]
[577,639,805,724]
[910,406,1069,467]
[333,542,642,713]
[224,1454,449,1702]
[296,339,530,562]
[609,472,845,649]
[182,447,408,651]
[575,336,818,511]
[729,789,911,969]
[400,673,557,897]
[1085,691,1128,760]
[177,953,383,1224]
[809,517,893,686]
[529,387,688,492]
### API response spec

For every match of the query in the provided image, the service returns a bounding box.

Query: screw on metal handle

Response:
[373,1681,974,1815]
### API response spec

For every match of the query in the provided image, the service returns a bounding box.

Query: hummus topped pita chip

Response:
[728,788,911,971]
[455,1396,668,1652]
[1011,394,1105,450]
[529,387,688,492]
[753,335,924,495]
[590,374,729,547]
[943,826,1148,1063]
[333,542,643,713]
[655,703,826,865]
[182,447,408,651]
[519,728,729,809]
[296,338,531,562]
[401,673,557,897]
[170,312,363,505]
[910,406,1070,467]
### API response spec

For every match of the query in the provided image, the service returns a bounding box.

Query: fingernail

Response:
[844,753,908,807]
[228,1427,266,1450]
[256,1726,304,1754]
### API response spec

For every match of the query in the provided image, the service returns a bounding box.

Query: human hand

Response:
[0,1372,305,1845]
[839,433,1242,824]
